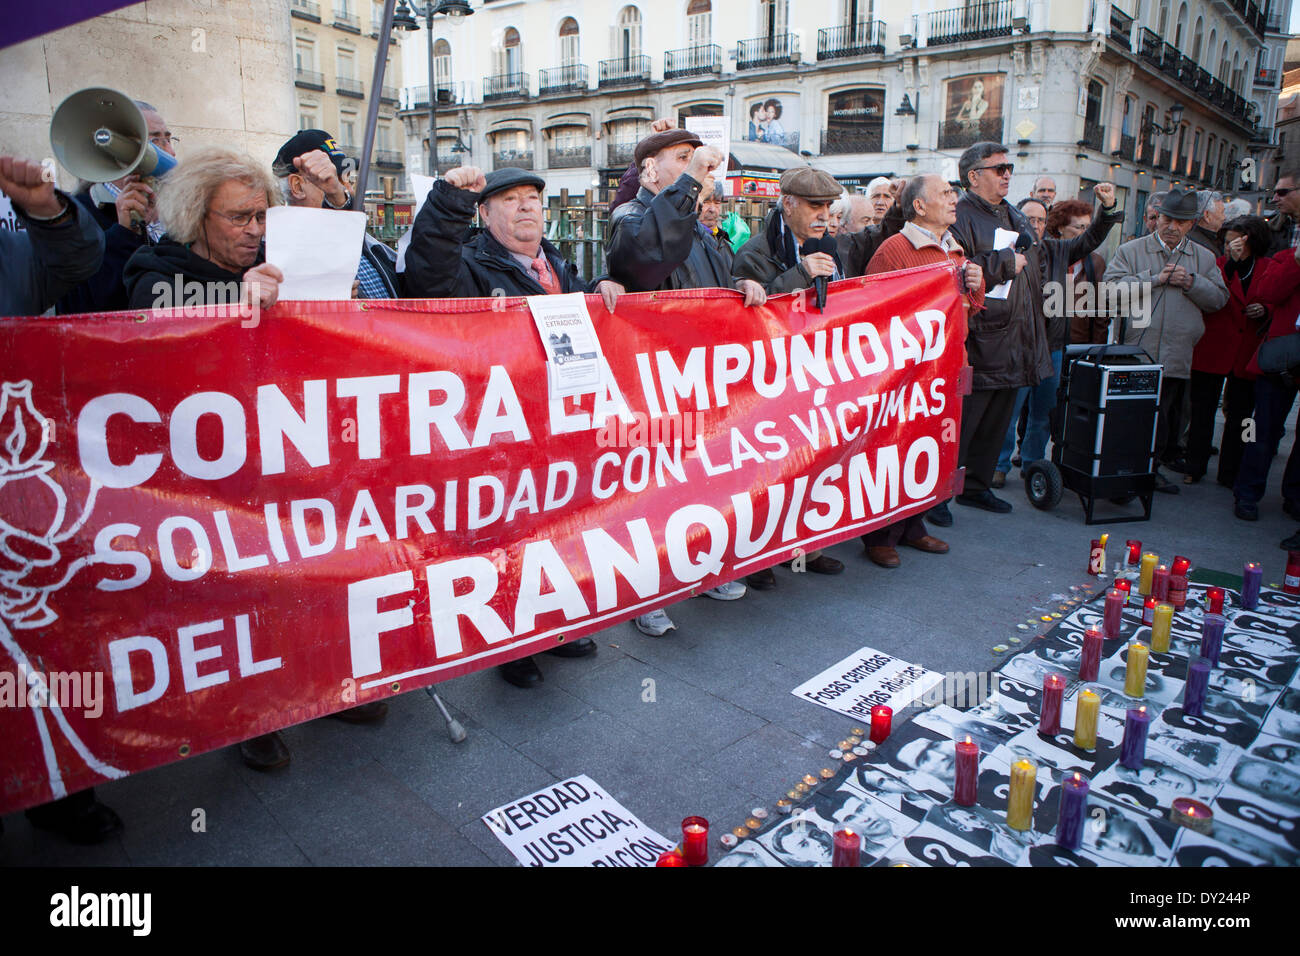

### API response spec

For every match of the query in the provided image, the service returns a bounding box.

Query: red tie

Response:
[531,256,560,294]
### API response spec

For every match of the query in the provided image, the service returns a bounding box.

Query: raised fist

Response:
[445,165,487,193]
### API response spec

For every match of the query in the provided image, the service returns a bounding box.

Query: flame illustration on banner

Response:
[0,380,123,799]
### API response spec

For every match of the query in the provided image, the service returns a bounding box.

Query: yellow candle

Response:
[1125,642,1150,698]
[1150,602,1174,652]
[1007,757,1036,831]
[1074,688,1100,749]
[1138,553,1158,595]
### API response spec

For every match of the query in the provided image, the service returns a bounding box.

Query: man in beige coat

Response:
[1104,188,1229,493]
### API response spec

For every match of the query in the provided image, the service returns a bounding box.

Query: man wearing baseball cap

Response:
[272,129,401,298]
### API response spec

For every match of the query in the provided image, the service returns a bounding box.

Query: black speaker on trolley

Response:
[1059,347,1162,478]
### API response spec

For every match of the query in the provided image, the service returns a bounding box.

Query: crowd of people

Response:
[4,105,1300,845]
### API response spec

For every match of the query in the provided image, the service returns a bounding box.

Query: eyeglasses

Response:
[211,208,267,228]
[974,163,1015,176]
[150,132,178,146]
[1274,187,1295,198]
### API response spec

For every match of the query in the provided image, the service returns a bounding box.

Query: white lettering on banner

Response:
[257,380,331,473]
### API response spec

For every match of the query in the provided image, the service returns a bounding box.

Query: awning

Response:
[727,141,805,172]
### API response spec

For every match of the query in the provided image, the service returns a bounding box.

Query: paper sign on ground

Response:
[792,646,945,720]
[526,292,606,398]
[482,774,676,867]
[266,206,366,300]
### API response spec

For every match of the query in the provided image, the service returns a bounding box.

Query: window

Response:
[617,7,642,60]
[610,118,649,144]
[687,0,712,45]
[1231,52,1242,92]
[499,27,522,75]
[552,126,587,150]
[378,122,391,151]
[1173,2,1187,48]
[760,0,788,38]
[841,0,870,28]
[434,38,451,90]
[1207,28,1217,72]
[1191,17,1202,62]
[1191,128,1201,173]
[1120,96,1133,137]
[1156,0,1168,34]
[1218,42,1230,82]
[337,48,355,80]
[340,113,357,146]
[559,17,580,65]
[295,39,315,71]
[677,102,723,127]
[299,108,317,130]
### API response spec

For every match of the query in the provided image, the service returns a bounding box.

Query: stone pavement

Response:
[3,437,1297,866]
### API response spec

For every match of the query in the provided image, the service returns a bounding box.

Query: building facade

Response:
[397,0,1290,238]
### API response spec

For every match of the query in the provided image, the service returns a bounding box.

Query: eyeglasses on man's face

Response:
[150,132,177,147]
[974,163,1015,177]
[211,208,267,228]
[1274,187,1296,198]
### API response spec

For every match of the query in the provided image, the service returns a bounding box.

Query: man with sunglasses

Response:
[1267,170,1300,254]
[946,143,1053,516]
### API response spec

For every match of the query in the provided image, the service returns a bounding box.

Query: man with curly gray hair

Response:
[123,148,283,312]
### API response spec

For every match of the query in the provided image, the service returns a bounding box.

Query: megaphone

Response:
[50,87,177,183]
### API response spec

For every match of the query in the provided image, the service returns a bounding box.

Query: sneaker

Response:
[635,609,676,636]
[703,581,747,600]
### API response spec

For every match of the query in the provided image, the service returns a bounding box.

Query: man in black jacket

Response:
[402,165,618,685]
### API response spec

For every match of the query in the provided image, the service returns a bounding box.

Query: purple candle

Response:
[1040,674,1065,736]
[1055,772,1089,850]
[1120,706,1150,769]
[1242,562,1262,610]
[1103,588,1124,638]
[1079,627,1103,682]
[1200,612,1226,667]
[1184,657,1211,717]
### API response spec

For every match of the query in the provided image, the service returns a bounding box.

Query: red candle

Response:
[1205,587,1225,615]
[832,827,861,867]
[656,849,687,866]
[1103,588,1124,638]
[681,816,709,866]
[1152,565,1170,602]
[1080,626,1103,681]
[1142,596,1157,626]
[1168,573,1188,611]
[870,705,893,743]
[1040,674,1065,736]
[1115,578,1132,605]
[954,736,979,806]
[1126,540,1142,566]
[1172,556,1191,576]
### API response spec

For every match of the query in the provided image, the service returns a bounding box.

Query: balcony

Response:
[290,0,321,21]
[540,64,589,95]
[607,142,637,167]
[406,85,456,108]
[1081,119,1105,151]
[1176,154,1187,176]
[1108,6,1133,49]
[548,145,592,169]
[1115,134,1136,162]
[664,44,722,79]
[336,77,364,98]
[483,72,529,101]
[927,1,1014,47]
[938,117,1005,151]
[817,21,886,60]
[380,85,398,104]
[493,149,534,171]
[1138,133,1156,165]
[373,150,403,168]
[332,9,360,32]
[1159,43,1181,78]
[820,126,883,154]
[1267,9,1285,31]
[1188,159,1201,180]
[1251,126,1275,145]
[736,33,800,69]
[1256,68,1279,88]
[1137,28,1161,68]
[294,68,325,91]
[598,55,651,88]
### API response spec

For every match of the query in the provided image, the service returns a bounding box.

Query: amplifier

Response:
[1059,354,1162,478]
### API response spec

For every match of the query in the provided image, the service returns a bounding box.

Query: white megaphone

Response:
[50,87,177,184]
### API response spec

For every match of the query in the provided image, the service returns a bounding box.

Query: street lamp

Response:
[395,0,474,177]
[1141,102,1185,137]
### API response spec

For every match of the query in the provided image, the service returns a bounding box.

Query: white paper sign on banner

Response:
[482,775,677,867]
[685,115,731,179]
[526,291,606,398]
[792,646,946,720]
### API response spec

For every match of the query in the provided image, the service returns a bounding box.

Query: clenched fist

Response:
[1093,182,1116,209]
[445,166,487,193]
[685,146,724,186]
[0,155,63,219]
[294,150,348,207]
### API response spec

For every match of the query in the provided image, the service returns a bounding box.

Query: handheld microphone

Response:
[801,235,838,312]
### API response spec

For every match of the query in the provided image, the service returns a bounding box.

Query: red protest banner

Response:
[0,264,966,813]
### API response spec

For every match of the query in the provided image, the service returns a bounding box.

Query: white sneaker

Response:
[703,581,747,601]
[635,608,676,636]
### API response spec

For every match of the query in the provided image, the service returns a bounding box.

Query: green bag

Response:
[721,211,750,253]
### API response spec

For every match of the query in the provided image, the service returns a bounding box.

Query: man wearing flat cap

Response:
[402,164,622,686]
[1105,186,1228,493]
[729,165,847,590]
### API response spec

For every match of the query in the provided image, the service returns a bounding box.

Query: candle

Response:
[1150,602,1174,653]
[869,705,892,744]
[1124,642,1150,698]
[1040,674,1065,736]
[1079,627,1103,681]
[1074,687,1101,749]
[1205,587,1225,615]
[656,849,687,866]
[1142,596,1157,626]
[1200,612,1226,667]
[1286,551,1300,595]
[1138,552,1158,595]
[1120,706,1150,769]
[1169,797,1214,835]
[1184,657,1211,717]
[1171,555,1191,576]
[1006,757,1036,831]
[1126,540,1142,567]
[832,827,861,867]
[1168,573,1188,611]
[1088,538,1104,575]
[1055,773,1089,850]
[1103,588,1124,638]
[1242,562,1262,610]
[1152,564,1170,601]
[681,816,709,866]
[954,736,979,807]
[1115,578,1132,605]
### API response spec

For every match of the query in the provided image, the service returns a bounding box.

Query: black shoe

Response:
[806,555,845,575]
[498,656,544,688]
[926,502,954,527]
[1235,499,1260,521]
[1164,457,1191,474]
[1153,470,1180,495]
[955,490,1013,513]
[240,731,291,771]
[544,638,597,658]
[746,568,777,590]
[1282,529,1300,550]
[328,701,388,723]
[1284,500,1300,522]
[25,791,123,845]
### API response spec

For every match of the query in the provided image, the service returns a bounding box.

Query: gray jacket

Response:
[1,191,105,316]
[1103,232,1229,379]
